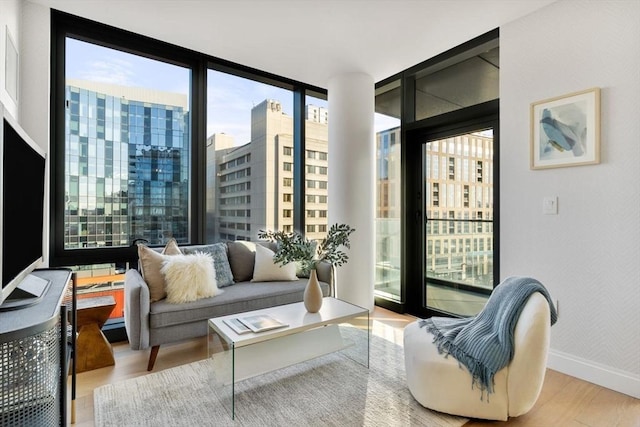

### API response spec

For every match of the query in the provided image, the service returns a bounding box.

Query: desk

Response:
[76,295,116,372]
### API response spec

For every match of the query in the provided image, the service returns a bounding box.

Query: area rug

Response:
[94,326,467,427]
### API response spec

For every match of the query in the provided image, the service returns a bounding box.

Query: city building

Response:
[374,128,494,297]
[376,127,400,219]
[207,99,329,243]
[424,132,494,287]
[305,104,328,125]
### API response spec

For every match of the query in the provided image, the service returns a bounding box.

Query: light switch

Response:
[543,196,558,215]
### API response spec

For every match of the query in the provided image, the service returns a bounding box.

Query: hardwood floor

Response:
[463,368,640,427]
[70,307,639,426]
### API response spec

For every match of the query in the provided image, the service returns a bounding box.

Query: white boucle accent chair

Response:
[403,292,551,421]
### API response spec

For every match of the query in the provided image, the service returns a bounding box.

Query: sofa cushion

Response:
[182,243,235,287]
[251,243,297,282]
[161,253,222,303]
[226,241,277,282]
[138,238,182,302]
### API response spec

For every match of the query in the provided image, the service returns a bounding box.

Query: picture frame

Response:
[530,87,600,169]
[5,26,19,103]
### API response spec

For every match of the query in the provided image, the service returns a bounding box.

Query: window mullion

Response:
[293,87,306,235]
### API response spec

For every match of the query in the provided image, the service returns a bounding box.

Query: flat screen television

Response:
[0,104,47,311]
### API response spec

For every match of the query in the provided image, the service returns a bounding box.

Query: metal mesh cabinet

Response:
[0,269,75,426]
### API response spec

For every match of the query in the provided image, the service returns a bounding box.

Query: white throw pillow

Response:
[251,243,298,282]
[161,253,222,303]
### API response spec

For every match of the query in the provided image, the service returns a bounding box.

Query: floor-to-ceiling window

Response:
[378,29,499,318]
[374,79,402,305]
[57,31,194,320]
[204,74,329,244]
[205,69,293,242]
[51,11,326,335]
[65,39,192,249]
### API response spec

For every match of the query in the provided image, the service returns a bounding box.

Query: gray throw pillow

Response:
[226,241,256,282]
[226,241,278,282]
[182,243,235,287]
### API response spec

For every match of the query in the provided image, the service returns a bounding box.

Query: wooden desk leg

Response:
[76,323,115,372]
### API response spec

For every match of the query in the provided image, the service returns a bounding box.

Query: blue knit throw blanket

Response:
[419,276,558,396]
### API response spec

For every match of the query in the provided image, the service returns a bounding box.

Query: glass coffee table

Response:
[207,297,370,419]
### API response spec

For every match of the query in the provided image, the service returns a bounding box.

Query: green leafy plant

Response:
[258,224,355,274]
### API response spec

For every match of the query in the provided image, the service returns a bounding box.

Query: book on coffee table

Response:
[225,314,288,334]
[223,318,252,334]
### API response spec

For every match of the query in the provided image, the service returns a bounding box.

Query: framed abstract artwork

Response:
[530,87,600,169]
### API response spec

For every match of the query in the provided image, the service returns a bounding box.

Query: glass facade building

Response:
[375,127,402,300]
[64,82,190,249]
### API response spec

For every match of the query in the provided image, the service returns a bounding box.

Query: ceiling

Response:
[31,0,556,88]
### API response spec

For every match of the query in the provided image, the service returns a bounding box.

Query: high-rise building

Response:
[64,80,190,248]
[375,127,402,297]
[376,127,401,219]
[207,99,329,242]
[305,104,328,125]
[425,132,494,287]
[375,127,494,292]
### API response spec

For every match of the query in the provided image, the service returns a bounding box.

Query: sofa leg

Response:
[147,345,160,371]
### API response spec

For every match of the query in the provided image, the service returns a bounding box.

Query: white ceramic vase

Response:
[303,269,323,313]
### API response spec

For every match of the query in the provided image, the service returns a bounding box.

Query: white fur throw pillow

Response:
[251,243,298,282]
[161,253,222,303]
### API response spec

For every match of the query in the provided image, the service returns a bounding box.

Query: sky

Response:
[66,38,398,146]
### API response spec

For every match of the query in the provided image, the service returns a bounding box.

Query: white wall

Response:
[17,1,49,151]
[0,0,21,119]
[501,0,640,398]
[0,0,50,152]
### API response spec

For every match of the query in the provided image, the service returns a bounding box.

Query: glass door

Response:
[376,30,499,318]
[422,128,496,316]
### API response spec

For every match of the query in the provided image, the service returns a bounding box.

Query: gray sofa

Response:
[124,241,332,370]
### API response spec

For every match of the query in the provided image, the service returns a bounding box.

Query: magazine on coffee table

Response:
[224,314,288,334]
[223,318,252,334]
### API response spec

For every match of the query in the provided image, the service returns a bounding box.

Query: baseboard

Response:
[547,349,640,399]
